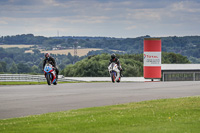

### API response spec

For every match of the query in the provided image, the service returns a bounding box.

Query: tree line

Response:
[0,34,64,45]
[61,52,190,77]
[0,34,197,75]
[0,47,84,74]
[0,44,190,75]
[1,34,200,63]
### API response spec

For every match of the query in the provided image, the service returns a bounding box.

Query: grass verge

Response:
[0,81,47,85]
[0,96,200,133]
[0,81,109,85]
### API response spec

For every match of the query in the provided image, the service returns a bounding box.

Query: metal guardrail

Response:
[0,74,70,82]
[163,72,200,81]
[2,73,200,82]
[0,74,159,82]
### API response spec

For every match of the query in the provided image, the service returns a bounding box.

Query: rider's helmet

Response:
[45,53,50,59]
[111,53,116,59]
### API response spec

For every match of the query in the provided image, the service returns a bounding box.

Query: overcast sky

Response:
[0,0,200,38]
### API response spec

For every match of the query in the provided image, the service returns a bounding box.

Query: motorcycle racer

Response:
[42,53,59,80]
[109,53,123,77]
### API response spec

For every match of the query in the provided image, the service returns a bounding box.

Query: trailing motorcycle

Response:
[108,63,121,83]
[44,63,57,85]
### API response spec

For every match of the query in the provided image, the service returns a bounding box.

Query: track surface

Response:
[0,81,200,119]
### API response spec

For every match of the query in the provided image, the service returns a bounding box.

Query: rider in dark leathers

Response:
[42,53,59,80]
[109,53,123,77]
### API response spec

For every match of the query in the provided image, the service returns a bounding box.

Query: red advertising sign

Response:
[144,38,161,79]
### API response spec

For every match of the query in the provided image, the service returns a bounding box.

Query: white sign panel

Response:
[144,52,161,66]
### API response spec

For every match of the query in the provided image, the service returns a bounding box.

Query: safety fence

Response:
[0,74,70,82]
[0,74,158,82]
[163,72,200,81]
[3,73,200,82]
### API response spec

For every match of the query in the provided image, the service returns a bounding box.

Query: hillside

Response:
[1,34,200,63]
[0,47,85,74]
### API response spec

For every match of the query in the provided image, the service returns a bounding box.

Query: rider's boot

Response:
[120,70,123,77]
[55,68,59,81]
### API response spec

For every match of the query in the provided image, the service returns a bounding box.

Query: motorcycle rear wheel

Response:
[117,77,121,83]
[53,81,57,85]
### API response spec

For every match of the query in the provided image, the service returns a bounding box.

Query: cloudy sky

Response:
[0,0,200,38]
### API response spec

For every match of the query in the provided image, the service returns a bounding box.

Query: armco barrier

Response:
[0,74,158,82]
[0,74,45,82]
[0,74,70,82]
[61,77,158,82]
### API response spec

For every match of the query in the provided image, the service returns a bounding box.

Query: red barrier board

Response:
[144,38,161,79]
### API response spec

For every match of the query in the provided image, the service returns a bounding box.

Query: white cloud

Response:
[125,25,137,30]
[0,0,200,37]
[0,20,8,25]
[126,9,162,21]
[171,1,200,13]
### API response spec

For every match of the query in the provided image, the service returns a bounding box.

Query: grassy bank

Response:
[0,81,47,85]
[0,96,199,133]
[0,81,77,85]
[0,81,108,85]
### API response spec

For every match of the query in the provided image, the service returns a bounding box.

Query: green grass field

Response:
[0,96,199,133]
[0,81,47,85]
[0,81,97,85]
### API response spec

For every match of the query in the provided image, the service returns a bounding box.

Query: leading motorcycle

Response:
[44,63,57,85]
[108,63,121,83]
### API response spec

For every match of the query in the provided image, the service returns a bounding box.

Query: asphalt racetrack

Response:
[0,81,200,119]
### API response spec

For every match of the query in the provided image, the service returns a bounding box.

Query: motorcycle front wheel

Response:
[46,74,51,85]
[111,73,115,83]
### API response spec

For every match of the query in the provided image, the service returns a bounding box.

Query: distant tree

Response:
[2,57,13,64]
[9,63,18,74]
[162,52,190,64]
[58,64,66,70]
[0,62,7,72]
[0,48,7,58]
[67,38,75,44]
[31,65,40,73]
[188,56,200,63]
[17,63,31,73]
[0,64,3,73]
[32,49,40,54]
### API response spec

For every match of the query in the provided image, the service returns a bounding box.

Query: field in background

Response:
[1,45,122,56]
[37,48,102,56]
[0,45,34,48]
[0,96,199,133]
